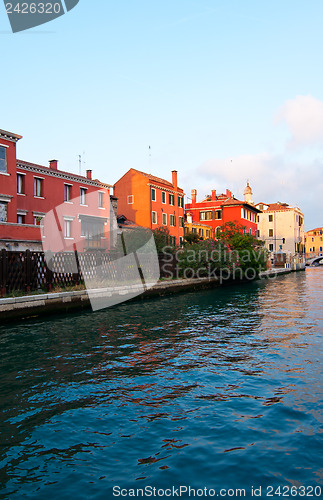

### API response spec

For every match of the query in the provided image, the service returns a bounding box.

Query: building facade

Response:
[185,185,260,239]
[184,217,212,240]
[305,227,323,257]
[0,128,114,251]
[114,169,185,245]
[255,202,305,256]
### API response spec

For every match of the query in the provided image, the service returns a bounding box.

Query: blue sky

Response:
[1,0,322,230]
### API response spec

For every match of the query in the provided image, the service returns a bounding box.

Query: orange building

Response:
[114,169,184,245]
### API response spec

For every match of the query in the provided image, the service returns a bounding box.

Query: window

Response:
[162,192,166,204]
[250,228,252,234]
[80,188,87,205]
[242,209,246,219]
[178,196,183,208]
[98,192,104,208]
[206,230,211,238]
[34,178,43,197]
[34,215,44,226]
[269,214,273,222]
[152,211,157,224]
[169,194,175,205]
[199,229,203,237]
[162,213,167,225]
[170,215,176,226]
[0,146,7,172]
[0,202,7,222]
[200,211,213,221]
[64,184,71,202]
[64,220,72,238]
[17,214,25,224]
[127,194,134,204]
[17,174,24,194]
[312,237,314,242]
[214,210,222,220]
[179,216,184,227]
[151,188,156,201]
[269,244,274,251]
[215,227,221,238]
[269,229,273,237]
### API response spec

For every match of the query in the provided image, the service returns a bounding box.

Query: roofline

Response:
[0,129,22,142]
[17,159,113,188]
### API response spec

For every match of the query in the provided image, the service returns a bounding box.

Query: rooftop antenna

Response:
[78,155,82,176]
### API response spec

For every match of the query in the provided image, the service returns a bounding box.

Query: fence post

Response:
[74,249,81,285]
[25,249,31,292]
[0,249,8,296]
[45,250,54,291]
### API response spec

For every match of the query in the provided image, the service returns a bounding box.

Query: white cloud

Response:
[183,96,323,229]
[276,95,323,149]
[187,152,323,230]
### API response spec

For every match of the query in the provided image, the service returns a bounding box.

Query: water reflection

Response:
[0,269,322,497]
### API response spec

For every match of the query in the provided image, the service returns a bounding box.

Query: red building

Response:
[0,128,115,251]
[185,185,261,238]
[114,168,185,246]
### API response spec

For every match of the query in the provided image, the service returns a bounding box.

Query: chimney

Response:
[49,159,58,170]
[172,170,178,190]
[212,189,216,201]
[226,189,232,199]
[191,189,197,204]
[86,169,92,180]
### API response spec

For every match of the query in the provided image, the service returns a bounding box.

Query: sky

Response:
[1,0,322,230]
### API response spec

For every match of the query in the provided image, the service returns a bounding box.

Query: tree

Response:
[184,232,201,245]
[153,226,176,253]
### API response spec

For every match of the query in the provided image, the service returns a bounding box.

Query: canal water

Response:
[0,269,322,499]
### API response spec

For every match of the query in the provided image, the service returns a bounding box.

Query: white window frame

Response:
[162,213,167,225]
[98,191,104,208]
[0,145,7,173]
[34,177,44,198]
[170,215,176,227]
[152,211,157,224]
[64,183,72,202]
[127,194,134,205]
[80,187,87,206]
[63,217,75,239]
[162,192,166,204]
[17,173,25,194]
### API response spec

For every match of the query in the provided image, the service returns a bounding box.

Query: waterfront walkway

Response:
[0,267,305,323]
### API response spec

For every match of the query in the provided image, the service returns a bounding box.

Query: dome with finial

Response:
[244,181,252,195]
[244,181,253,204]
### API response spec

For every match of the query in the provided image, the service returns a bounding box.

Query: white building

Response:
[255,202,305,256]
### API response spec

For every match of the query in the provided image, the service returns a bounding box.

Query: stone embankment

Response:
[0,267,304,323]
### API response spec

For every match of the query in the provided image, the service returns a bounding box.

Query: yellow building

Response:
[305,227,323,257]
[184,214,212,239]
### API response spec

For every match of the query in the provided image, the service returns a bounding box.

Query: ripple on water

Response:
[0,269,322,498]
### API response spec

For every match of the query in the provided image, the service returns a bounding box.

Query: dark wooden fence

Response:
[0,249,178,296]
